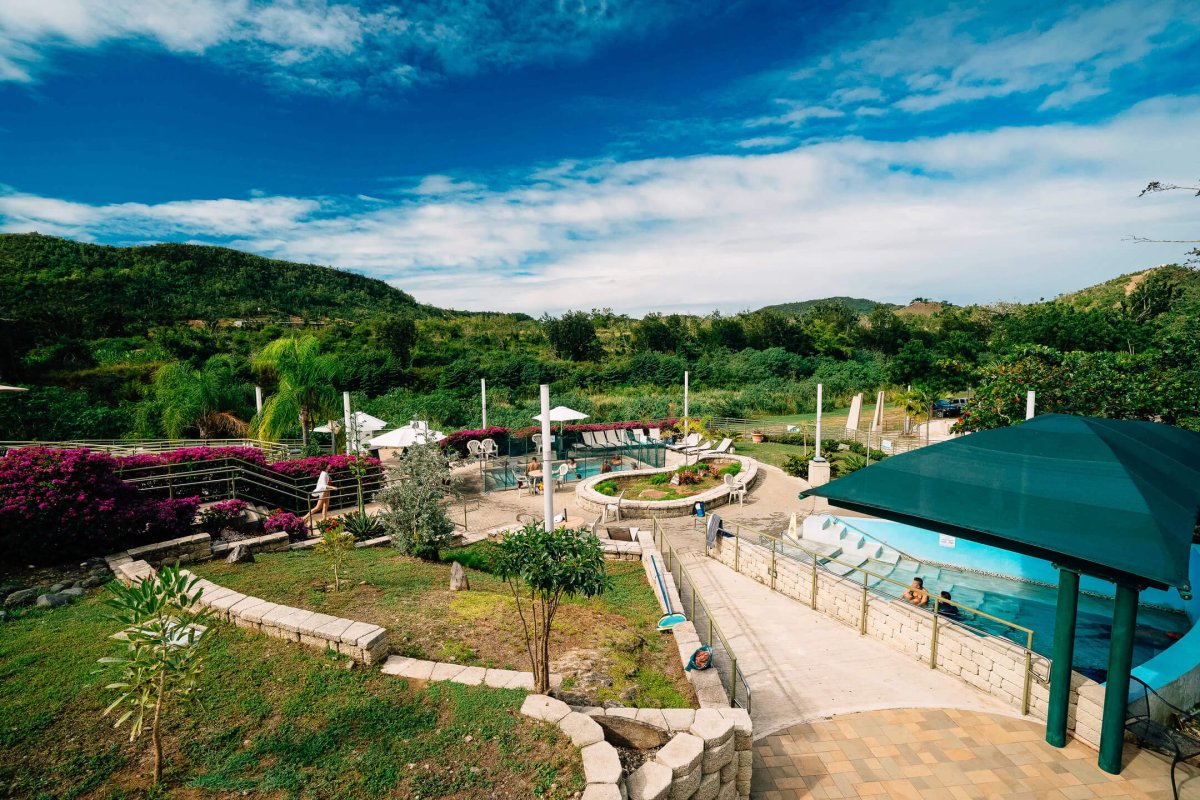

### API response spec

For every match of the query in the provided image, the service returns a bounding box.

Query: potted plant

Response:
[751,429,765,444]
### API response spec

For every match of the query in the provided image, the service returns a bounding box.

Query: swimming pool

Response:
[482,455,641,492]
[830,517,1191,681]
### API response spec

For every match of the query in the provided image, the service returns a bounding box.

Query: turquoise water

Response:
[482,455,635,492]
[829,517,1191,680]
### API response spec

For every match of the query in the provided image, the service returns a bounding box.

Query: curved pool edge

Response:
[574,454,760,517]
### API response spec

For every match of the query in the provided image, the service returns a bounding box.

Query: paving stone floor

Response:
[751,707,1197,800]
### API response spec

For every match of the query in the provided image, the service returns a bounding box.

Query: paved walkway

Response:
[655,522,1013,737]
[752,707,1194,800]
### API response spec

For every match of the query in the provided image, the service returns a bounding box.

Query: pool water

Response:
[827,517,1191,681]
[482,455,638,492]
[872,563,1187,681]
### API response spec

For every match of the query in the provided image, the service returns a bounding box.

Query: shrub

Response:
[379,443,456,560]
[717,462,742,476]
[342,511,383,539]
[197,498,248,534]
[833,453,867,477]
[647,473,671,486]
[264,510,307,541]
[781,454,809,479]
[0,447,200,563]
[594,480,619,496]
[312,523,356,590]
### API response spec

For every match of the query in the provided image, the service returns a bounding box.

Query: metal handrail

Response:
[717,519,1036,715]
[650,517,752,712]
[0,438,299,462]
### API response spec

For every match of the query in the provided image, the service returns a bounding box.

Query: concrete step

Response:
[824,552,869,577]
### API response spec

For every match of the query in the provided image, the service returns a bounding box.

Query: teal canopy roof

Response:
[801,414,1200,591]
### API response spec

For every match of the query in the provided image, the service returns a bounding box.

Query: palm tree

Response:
[892,385,937,444]
[149,356,252,439]
[252,336,339,448]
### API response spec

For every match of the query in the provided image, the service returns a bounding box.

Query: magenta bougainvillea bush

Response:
[0,447,200,563]
[263,510,307,540]
[269,454,380,479]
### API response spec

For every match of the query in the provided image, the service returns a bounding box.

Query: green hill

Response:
[760,296,894,317]
[1056,264,1200,315]
[0,233,423,341]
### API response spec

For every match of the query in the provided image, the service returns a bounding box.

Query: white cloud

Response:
[736,136,793,149]
[2,98,1198,314]
[0,0,694,93]
[752,0,1200,123]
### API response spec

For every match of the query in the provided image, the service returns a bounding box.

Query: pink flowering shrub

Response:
[264,510,307,541]
[440,426,511,457]
[198,498,249,534]
[270,454,381,479]
[0,447,199,563]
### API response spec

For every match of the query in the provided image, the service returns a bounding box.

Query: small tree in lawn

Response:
[97,565,211,785]
[492,524,608,694]
[314,520,356,590]
[378,442,455,560]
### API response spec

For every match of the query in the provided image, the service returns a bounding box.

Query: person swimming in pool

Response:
[565,457,581,479]
[937,590,959,617]
[902,577,929,606]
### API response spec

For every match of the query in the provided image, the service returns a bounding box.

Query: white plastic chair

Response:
[531,433,542,451]
[467,440,482,460]
[602,490,626,522]
[723,473,747,506]
[481,438,498,459]
[555,462,569,488]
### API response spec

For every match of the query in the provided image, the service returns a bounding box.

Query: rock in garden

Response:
[450,561,470,592]
[80,576,105,589]
[594,716,671,750]
[4,589,37,608]
[60,587,85,598]
[0,586,18,600]
[49,582,69,593]
[226,544,255,564]
[36,593,71,608]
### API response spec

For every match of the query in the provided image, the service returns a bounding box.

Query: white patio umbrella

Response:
[368,423,446,449]
[313,411,387,434]
[532,405,589,451]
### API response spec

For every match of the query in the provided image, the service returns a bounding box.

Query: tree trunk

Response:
[152,671,165,784]
[300,408,309,447]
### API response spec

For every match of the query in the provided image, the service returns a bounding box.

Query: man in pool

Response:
[902,577,929,606]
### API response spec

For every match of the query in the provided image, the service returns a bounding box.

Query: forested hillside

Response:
[1,234,1197,442]
[761,297,891,316]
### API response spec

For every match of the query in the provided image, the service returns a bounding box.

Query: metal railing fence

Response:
[714,519,1036,714]
[650,518,751,713]
[0,438,300,462]
[478,441,667,492]
[705,418,935,455]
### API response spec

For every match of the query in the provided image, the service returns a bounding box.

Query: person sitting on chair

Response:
[937,590,959,618]
[525,456,543,493]
[902,577,929,606]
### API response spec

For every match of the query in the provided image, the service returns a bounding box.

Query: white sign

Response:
[881,439,893,451]
[939,534,956,548]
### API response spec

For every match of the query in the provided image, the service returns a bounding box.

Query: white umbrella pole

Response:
[540,385,554,532]
[343,392,353,454]
[1026,391,1036,420]
[481,378,488,430]
[255,386,263,415]
[683,371,689,432]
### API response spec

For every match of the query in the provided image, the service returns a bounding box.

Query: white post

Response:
[683,371,690,431]
[540,384,555,532]
[1026,390,1036,420]
[254,386,263,416]
[481,378,488,430]
[342,391,353,454]
[814,383,824,460]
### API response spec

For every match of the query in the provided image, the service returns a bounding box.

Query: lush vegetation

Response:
[4,233,1199,442]
[0,590,581,799]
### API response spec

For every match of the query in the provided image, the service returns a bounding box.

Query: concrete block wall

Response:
[522,700,752,800]
[709,534,1105,728]
[124,532,213,566]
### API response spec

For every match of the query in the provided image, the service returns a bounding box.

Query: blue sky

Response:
[1,0,1198,313]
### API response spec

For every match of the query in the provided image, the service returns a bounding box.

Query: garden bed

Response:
[576,454,760,518]
[0,592,583,799]
[192,545,696,709]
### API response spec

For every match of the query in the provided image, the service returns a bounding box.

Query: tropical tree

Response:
[252,336,340,447]
[97,566,212,785]
[893,385,937,442]
[147,355,252,439]
[492,523,608,693]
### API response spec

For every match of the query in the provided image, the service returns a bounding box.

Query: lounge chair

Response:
[683,439,713,455]
[602,490,626,522]
[605,430,625,447]
[723,473,747,506]
[581,431,605,450]
[695,438,733,456]
[648,427,662,442]
[668,433,701,452]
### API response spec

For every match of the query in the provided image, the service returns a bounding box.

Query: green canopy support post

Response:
[1046,567,1080,748]
[1098,583,1139,774]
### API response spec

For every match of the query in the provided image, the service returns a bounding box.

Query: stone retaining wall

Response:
[522,697,751,800]
[124,533,213,566]
[575,455,760,518]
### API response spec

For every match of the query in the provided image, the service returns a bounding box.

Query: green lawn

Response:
[193,546,695,710]
[0,593,582,799]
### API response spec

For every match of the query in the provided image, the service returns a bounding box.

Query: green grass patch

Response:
[0,592,582,799]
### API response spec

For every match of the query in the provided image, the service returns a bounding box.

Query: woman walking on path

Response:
[307,469,333,523]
